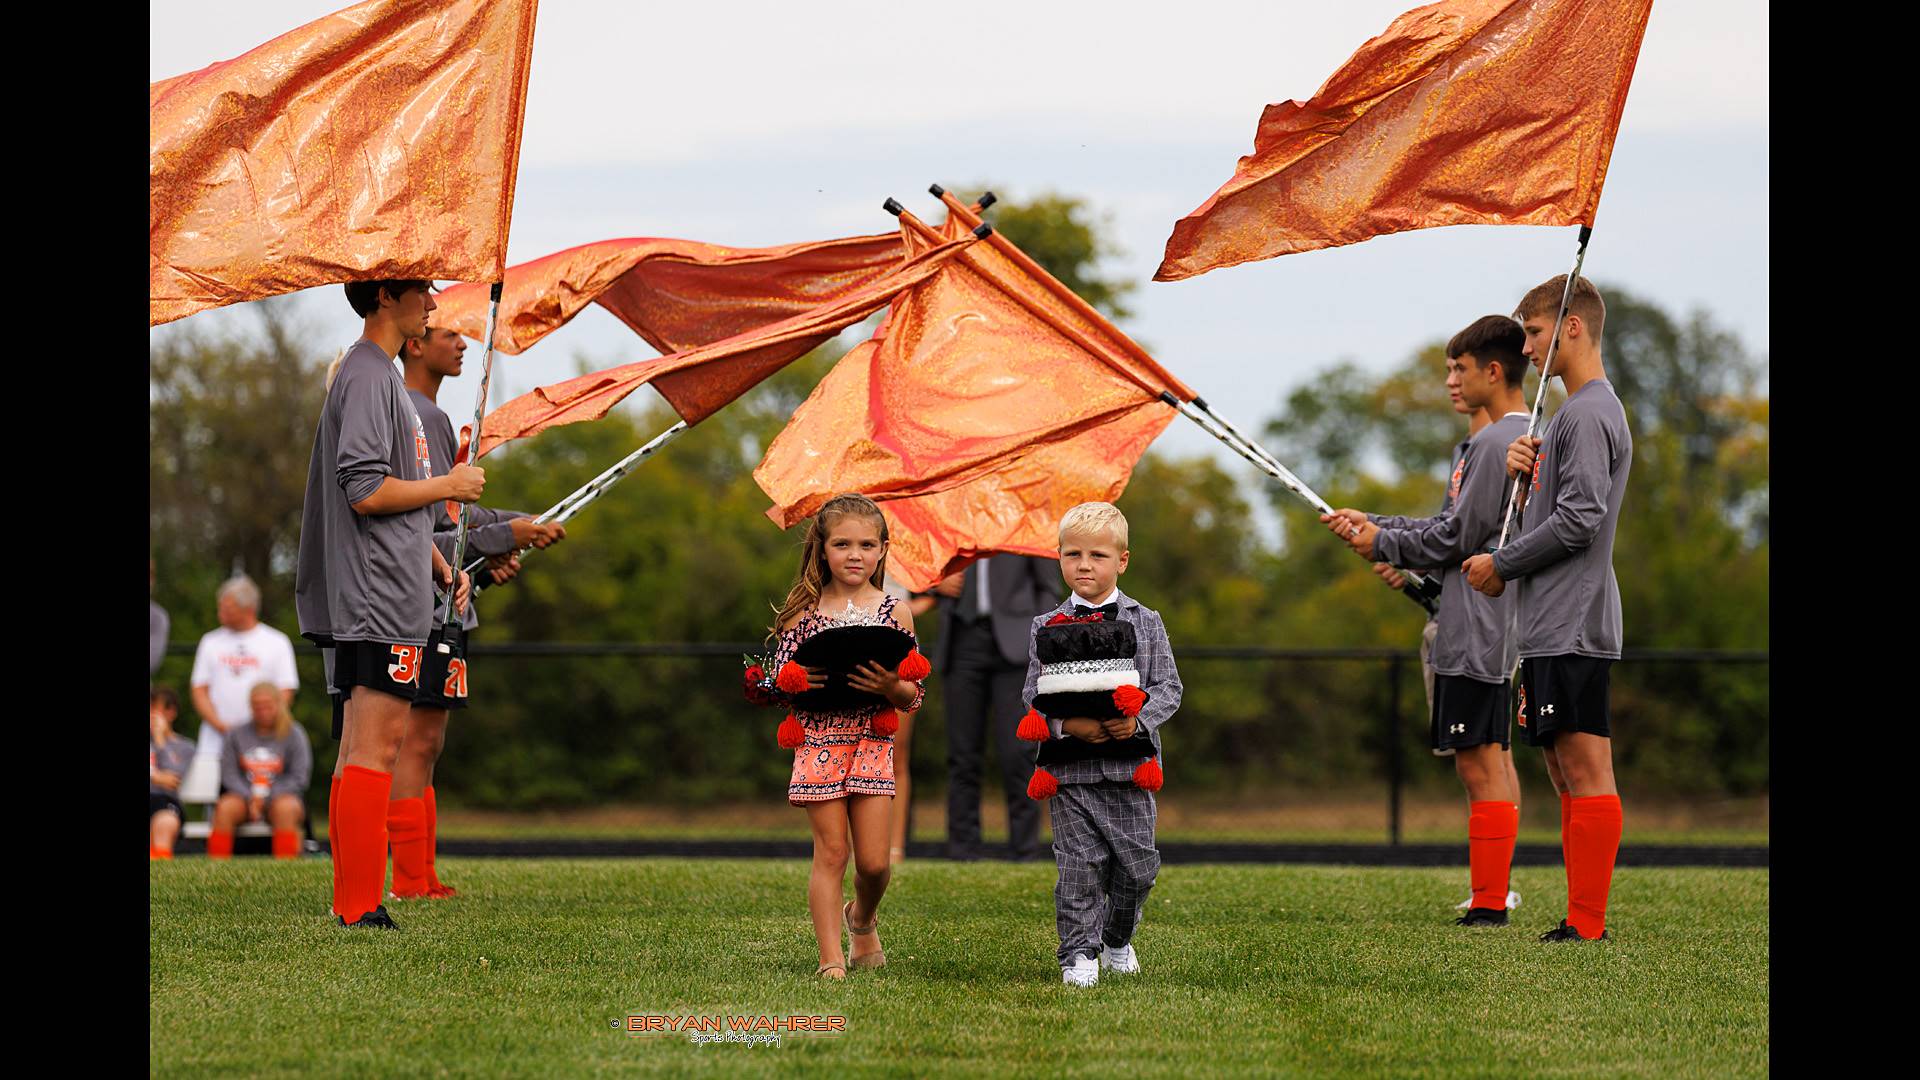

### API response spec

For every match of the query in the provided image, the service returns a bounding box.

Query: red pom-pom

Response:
[896,649,932,682]
[744,665,765,685]
[1015,709,1050,741]
[1112,685,1148,718]
[1027,767,1059,800]
[775,661,810,695]
[1131,758,1163,792]
[776,714,806,749]
[871,708,900,737]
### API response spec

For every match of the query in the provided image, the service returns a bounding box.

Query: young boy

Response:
[1325,315,1533,926]
[1462,275,1631,943]
[389,326,564,899]
[295,280,483,929]
[1022,502,1182,987]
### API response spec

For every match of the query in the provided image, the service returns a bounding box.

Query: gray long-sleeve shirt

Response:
[1371,413,1530,683]
[1023,590,1183,783]
[295,340,437,647]
[220,723,313,800]
[151,734,194,798]
[1491,379,1633,659]
[407,388,530,631]
[1371,438,1470,576]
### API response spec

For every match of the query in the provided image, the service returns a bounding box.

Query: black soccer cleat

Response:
[1538,919,1608,942]
[1454,907,1509,927]
[338,905,400,930]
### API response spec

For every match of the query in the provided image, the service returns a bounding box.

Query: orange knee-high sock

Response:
[150,845,173,860]
[334,766,393,923]
[423,785,444,891]
[1559,791,1574,898]
[328,774,342,886]
[271,828,301,859]
[1566,794,1622,938]
[207,829,234,860]
[1468,801,1519,911]
[387,797,430,896]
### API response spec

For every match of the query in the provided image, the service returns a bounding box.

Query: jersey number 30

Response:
[388,645,423,686]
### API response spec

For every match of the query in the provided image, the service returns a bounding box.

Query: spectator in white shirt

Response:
[189,575,299,760]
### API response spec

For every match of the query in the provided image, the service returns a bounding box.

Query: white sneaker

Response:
[1455,890,1523,911]
[1062,955,1099,987]
[1100,942,1141,974]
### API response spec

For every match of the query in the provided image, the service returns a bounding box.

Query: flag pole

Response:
[916,187,1439,614]
[1495,225,1593,549]
[438,280,503,647]
[465,419,691,590]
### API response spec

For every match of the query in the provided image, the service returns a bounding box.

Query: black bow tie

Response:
[1071,602,1121,621]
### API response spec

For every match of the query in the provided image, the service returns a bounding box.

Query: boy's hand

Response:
[1101,716,1137,740]
[509,518,566,549]
[1061,717,1109,743]
[454,570,472,614]
[486,552,520,586]
[1462,554,1504,596]
[152,771,181,791]
[445,463,487,503]
[1507,435,1541,479]
[1319,508,1366,538]
[1373,562,1407,590]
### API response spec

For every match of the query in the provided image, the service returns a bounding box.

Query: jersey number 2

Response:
[443,658,468,699]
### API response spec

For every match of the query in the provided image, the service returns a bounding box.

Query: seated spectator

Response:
[150,686,194,860]
[190,574,299,762]
[210,681,312,860]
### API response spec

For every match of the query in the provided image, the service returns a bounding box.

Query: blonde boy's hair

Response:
[1059,502,1128,550]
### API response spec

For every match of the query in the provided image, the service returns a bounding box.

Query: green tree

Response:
[967,185,1135,321]
[149,298,328,631]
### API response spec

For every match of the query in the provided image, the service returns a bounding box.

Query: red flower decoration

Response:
[1027,767,1059,800]
[896,650,932,682]
[1131,758,1163,792]
[1112,685,1148,718]
[776,714,806,749]
[775,661,810,695]
[1046,610,1106,626]
[871,708,900,737]
[1015,709,1050,742]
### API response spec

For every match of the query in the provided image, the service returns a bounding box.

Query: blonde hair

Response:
[769,494,890,642]
[249,681,292,740]
[1059,501,1128,550]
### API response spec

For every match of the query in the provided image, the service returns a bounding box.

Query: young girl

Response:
[150,687,195,860]
[211,681,314,860]
[768,494,926,979]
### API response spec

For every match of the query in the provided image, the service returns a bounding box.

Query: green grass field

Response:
[150,858,1768,1078]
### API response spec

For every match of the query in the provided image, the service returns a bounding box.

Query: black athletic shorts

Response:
[413,625,470,712]
[1430,673,1511,754]
[1517,654,1613,747]
[150,792,185,820]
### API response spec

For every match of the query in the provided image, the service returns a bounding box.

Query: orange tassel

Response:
[1027,767,1059,800]
[776,713,806,748]
[896,649,932,682]
[1113,685,1148,717]
[871,708,900,737]
[1131,758,1164,792]
[1015,708,1050,741]
[775,662,810,695]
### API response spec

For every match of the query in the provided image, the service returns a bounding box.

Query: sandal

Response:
[843,900,887,970]
[815,961,847,980]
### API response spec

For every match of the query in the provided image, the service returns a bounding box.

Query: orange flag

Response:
[150,0,539,325]
[430,233,909,356]
[469,226,979,459]
[755,209,1183,587]
[1156,0,1653,280]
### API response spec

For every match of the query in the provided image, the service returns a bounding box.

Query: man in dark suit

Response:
[927,554,1064,860]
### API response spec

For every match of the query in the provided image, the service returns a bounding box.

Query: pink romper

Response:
[779,595,914,806]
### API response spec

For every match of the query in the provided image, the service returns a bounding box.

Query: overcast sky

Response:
[151,1,1768,491]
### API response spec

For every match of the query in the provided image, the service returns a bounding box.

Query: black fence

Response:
[158,642,1768,845]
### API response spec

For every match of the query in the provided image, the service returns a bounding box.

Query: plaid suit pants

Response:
[1049,781,1159,966]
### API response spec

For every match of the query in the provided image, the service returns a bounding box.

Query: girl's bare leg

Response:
[803,800,852,974]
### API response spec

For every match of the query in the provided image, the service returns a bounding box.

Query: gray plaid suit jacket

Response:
[1021,590,1182,784]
